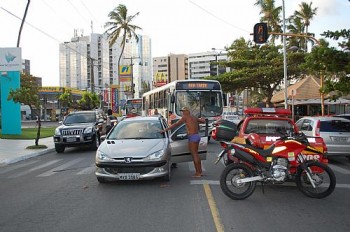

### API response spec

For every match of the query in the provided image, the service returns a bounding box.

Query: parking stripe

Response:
[37,158,84,177]
[9,159,62,178]
[77,166,96,175]
[0,160,39,174]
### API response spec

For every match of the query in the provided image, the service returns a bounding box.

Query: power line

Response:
[188,0,250,34]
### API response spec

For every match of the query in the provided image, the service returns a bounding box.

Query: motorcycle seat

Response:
[245,144,275,157]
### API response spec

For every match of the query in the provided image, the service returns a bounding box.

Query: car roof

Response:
[122,116,162,122]
[298,116,350,122]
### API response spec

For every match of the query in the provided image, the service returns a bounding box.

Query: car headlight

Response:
[96,150,114,162]
[145,150,165,161]
[55,128,61,135]
[84,127,93,134]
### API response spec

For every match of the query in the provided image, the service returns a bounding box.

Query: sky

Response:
[1,0,349,86]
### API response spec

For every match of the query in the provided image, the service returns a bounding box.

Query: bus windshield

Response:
[175,91,223,117]
[124,99,142,115]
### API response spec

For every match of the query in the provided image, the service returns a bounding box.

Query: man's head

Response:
[180,106,190,115]
[169,111,173,115]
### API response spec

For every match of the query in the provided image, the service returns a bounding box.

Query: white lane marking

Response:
[328,164,350,175]
[0,160,39,174]
[77,166,96,175]
[9,159,62,178]
[37,158,84,177]
[190,180,350,189]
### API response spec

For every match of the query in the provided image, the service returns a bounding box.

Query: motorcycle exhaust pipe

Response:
[236,176,264,184]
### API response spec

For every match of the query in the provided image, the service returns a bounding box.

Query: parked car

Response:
[296,116,350,158]
[334,114,350,120]
[213,108,328,164]
[95,115,208,183]
[53,111,107,153]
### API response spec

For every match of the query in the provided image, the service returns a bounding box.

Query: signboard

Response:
[0,47,22,71]
[119,65,132,77]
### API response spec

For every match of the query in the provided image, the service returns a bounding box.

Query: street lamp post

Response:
[282,0,288,110]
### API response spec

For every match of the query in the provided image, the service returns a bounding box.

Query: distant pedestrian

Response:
[168,110,176,125]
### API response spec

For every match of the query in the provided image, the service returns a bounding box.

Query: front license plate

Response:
[118,173,140,180]
[66,137,76,142]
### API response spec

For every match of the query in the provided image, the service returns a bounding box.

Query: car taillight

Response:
[315,120,321,136]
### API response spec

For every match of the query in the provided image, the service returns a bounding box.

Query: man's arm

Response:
[161,117,185,133]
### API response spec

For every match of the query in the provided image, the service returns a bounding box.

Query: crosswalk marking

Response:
[9,159,62,178]
[37,158,84,177]
[0,160,39,174]
[77,166,96,175]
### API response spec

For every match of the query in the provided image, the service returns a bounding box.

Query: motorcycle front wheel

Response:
[295,162,336,199]
[220,163,256,200]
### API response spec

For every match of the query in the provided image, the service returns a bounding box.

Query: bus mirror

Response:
[171,94,175,103]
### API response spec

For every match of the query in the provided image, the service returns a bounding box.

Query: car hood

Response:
[98,139,167,158]
[58,122,95,129]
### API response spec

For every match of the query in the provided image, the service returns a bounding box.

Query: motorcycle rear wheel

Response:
[220,163,256,200]
[295,162,336,199]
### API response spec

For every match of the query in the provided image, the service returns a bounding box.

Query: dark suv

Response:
[53,111,107,153]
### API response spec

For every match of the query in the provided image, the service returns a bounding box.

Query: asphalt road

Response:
[0,141,349,232]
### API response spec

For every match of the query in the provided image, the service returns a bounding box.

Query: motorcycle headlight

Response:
[55,128,61,135]
[84,127,93,134]
[145,150,165,161]
[96,150,114,162]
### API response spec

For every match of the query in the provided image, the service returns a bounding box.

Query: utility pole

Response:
[90,57,95,93]
[123,56,140,99]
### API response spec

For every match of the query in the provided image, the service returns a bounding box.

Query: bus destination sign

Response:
[177,81,220,90]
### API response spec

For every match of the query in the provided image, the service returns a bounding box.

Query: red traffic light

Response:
[253,23,269,44]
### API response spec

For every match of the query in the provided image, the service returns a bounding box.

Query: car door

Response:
[170,122,208,164]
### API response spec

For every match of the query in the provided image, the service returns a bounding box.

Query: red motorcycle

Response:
[215,132,336,200]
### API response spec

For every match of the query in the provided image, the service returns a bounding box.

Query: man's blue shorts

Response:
[188,134,201,143]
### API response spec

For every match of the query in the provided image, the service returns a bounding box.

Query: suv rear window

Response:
[320,120,350,132]
[245,119,293,135]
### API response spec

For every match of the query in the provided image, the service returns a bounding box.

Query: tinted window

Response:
[64,113,96,124]
[245,119,293,135]
[320,120,350,132]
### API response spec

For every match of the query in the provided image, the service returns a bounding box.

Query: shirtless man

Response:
[161,106,206,177]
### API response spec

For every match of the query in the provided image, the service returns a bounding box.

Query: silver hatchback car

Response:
[296,116,350,158]
[95,116,208,183]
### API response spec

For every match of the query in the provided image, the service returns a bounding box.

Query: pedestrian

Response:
[168,110,176,125]
[160,106,206,177]
[153,108,159,115]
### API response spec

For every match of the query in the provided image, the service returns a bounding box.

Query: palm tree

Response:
[254,0,282,43]
[287,15,305,49]
[294,1,318,51]
[104,4,142,85]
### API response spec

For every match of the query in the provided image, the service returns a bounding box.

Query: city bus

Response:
[142,80,224,125]
[122,98,142,116]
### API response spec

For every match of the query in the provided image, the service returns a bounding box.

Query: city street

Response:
[0,141,349,232]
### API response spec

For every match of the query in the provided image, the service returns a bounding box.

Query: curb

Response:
[0,148,55,167]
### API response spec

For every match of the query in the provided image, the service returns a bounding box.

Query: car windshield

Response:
[321,120,350,132]
[108,120,165,140]
[245,119,293,135]
[64,113,96,124]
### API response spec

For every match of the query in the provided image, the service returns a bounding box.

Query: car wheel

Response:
[97,177,108,183]
[90,134,100,150]
[55,144,65,153]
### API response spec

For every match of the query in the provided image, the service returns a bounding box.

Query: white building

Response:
[59,32,152,101]
[188,51,228,79]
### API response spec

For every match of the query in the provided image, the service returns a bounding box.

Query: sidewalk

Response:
[0,137,55,167]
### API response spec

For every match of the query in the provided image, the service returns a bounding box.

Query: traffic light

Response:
[253,23,269,44]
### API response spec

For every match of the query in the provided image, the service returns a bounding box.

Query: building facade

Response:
[188,51,228,79]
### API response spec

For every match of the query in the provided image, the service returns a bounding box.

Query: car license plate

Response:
[66,137,76,142]
[332,137,349,143]
[118,173,140,180]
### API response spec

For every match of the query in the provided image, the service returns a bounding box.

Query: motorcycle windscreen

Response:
[170,124,208,163]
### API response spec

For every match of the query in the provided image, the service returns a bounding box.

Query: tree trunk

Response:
[35,112,41,146]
